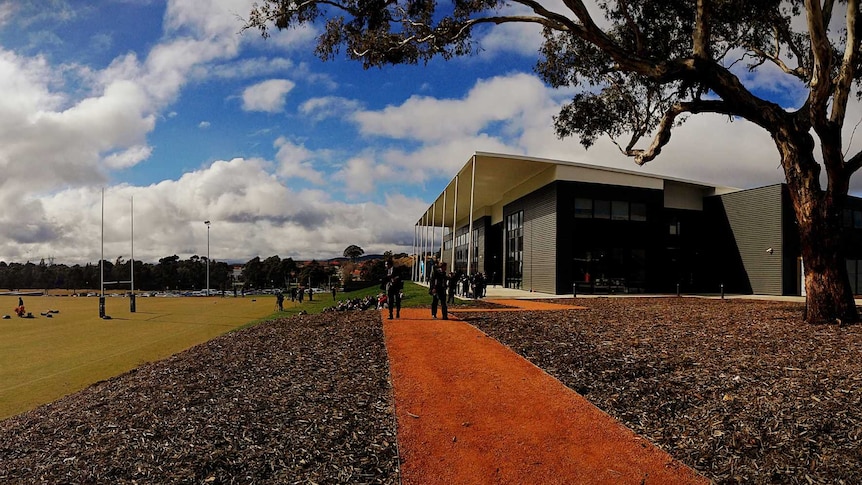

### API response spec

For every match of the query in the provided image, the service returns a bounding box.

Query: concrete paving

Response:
[414,280,824,303]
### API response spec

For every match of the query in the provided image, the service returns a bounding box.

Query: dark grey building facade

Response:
[414,152,862,296]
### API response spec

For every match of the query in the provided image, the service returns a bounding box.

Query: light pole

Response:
[204,220,211,296]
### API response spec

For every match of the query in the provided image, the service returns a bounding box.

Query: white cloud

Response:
[353,73,555,142]
[205,56,295,80]
[241,78,295,112]
[273,137,326,184]
[0,2,15,26]
[198,121,211,128]
[300,96,362,121]
[104,145,153,169]
[267,23,318,50]
[332,156,390,195]
[165,0,256,40]
[11,156,423,264]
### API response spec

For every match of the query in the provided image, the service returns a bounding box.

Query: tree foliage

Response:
[343,244,365,263]
[0,256,232,293]
[248,0,862,324]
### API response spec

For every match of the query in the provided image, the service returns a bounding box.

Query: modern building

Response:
[412,152,862,296]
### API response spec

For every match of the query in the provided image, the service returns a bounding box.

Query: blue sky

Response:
[0,0,851,265]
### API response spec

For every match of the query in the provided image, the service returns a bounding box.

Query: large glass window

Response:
[575,198,592,218]
[594,200,611,219]
[611,200,629,220]
[630,203,647,221]
[574,198,648,222]
[506,211,524,289]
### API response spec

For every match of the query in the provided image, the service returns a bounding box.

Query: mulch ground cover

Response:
[459,297,862,484]
[2,297,862,484]
[0,311,398,484]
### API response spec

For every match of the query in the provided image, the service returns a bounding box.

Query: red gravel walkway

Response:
[383,306,707,485]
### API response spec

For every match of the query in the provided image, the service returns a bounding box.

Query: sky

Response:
[0,0,859,266]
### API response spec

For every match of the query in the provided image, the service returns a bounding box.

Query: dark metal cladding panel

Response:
[517,184,557,294]
[717,185,784,295]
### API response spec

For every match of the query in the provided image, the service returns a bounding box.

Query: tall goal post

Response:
[99,189,137,318]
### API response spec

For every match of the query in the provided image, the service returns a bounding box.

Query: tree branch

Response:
[774,19,810,77]
[747,45,808,80]
[830,0,860,125]
[626,100,733,165]
[806,0,834,118]
[617,0,645,55]
[510,0,582,32]
[845,147,862,174]
[693,0,711,60]
[350,14,568,58]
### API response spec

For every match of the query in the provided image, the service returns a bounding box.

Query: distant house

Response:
[231,265,243,288]
[413,152,862,296]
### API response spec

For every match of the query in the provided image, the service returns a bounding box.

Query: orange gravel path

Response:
[383,306,707,485]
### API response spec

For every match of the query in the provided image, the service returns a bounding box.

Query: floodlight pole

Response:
[205,220,211,296]
[130,196,136,312]
[99,188,106,318]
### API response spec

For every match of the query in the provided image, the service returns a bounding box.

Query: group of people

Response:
[425,262,492,319]
[446,271,488,301]
[286,259,490,321]
[275,286,329,310]
[322,295,377,312]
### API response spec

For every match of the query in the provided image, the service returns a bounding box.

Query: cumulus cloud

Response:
[332,156,391,196]
[0,2,15,26]
[241,78,295,113]
[300,96,362,122]
[10,157,425,264]
[273,137,326,184]
[353,73,556,142]
[165,0,256,40]
[104,145,153,169]
[9,0,862,269]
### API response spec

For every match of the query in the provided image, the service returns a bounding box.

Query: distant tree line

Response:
[0,255,340,293]
[0,250,414,293]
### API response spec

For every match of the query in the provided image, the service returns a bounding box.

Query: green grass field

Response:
[0,294,280,420]
[0,282,437,420]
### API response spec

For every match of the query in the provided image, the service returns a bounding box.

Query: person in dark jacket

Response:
[429,261,448,319]
[447,271,458,304]
[382,259,403,319]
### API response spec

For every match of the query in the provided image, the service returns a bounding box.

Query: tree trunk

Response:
[778,135,859,325]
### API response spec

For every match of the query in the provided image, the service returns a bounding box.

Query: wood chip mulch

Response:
[0,311,398,484]
[3,297,862,484]
[458,297,862,485]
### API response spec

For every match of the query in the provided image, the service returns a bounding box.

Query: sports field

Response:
[0,294,277,420]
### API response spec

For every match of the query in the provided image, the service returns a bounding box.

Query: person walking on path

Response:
[447,271,458,304]
[429,261,448,319]
[382,259,403,319]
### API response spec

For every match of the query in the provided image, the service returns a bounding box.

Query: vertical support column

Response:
[467,155,477,276]
[419,214,428,282]
[410,222,419,281]
[451,175,458,271]
[440,189,447,264]
[431,201,437,262]
[423,212,430,282]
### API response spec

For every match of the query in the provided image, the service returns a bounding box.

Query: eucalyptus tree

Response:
[343,244,365,263]
[248,0,862,324]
